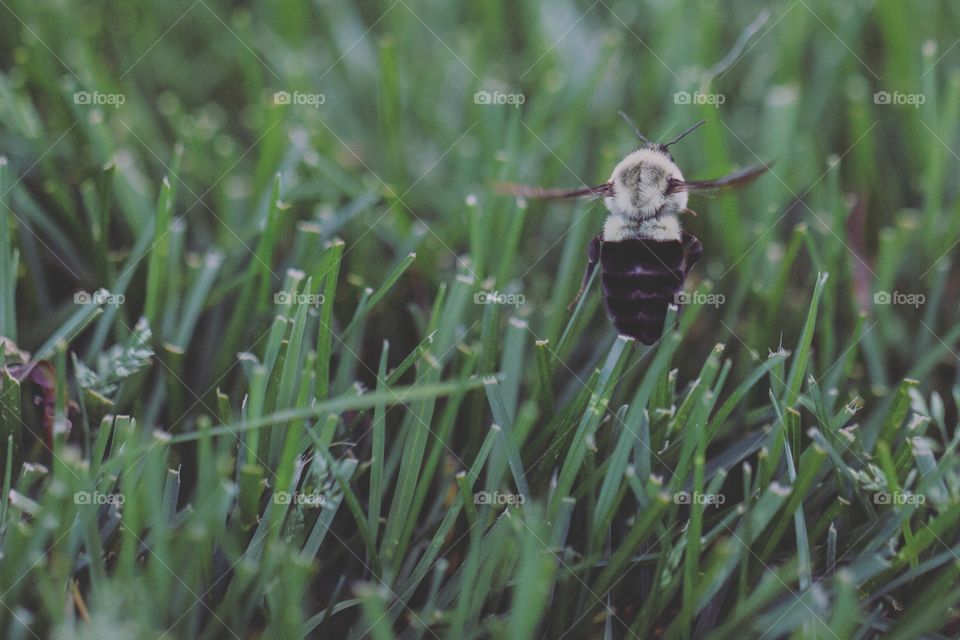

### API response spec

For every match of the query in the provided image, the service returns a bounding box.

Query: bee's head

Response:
[651,143,674,162]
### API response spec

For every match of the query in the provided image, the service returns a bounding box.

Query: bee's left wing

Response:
[667,162,772,196]
[493,181,614,200]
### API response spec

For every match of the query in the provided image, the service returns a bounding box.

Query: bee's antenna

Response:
[663,120,707,148]
[618,111,651,144]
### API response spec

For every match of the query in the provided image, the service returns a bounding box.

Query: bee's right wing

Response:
[493,181,614,200]
[667,162,772,195]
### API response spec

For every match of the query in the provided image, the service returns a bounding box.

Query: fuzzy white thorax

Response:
[601,147,688,242]
[603,213,682,242]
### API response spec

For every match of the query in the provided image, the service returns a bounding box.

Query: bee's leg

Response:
[567,235,602,313]
[681,232,703,272]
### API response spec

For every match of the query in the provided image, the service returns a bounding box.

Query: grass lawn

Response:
[2,1,960,638]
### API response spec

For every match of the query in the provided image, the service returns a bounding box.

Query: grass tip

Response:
[161,342,185,355]
[769,483,791,497]
[767,84,799,106]
[205,251,225,268]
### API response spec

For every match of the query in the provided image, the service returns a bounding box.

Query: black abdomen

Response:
[588,234,702,344]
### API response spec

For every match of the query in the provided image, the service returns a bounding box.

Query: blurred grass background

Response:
[1,0,960,638]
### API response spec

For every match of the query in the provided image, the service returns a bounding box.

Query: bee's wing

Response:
[493,181,614,200]
[668,162,772,195]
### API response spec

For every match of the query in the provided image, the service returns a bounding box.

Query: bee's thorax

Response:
[603,147,688,221]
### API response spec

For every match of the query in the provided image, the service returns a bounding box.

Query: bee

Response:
[497,113,770,344]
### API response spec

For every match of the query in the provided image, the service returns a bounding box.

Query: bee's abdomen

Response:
[598,236,700,345]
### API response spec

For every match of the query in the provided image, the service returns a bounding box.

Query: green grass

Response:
[2,1,960,638]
